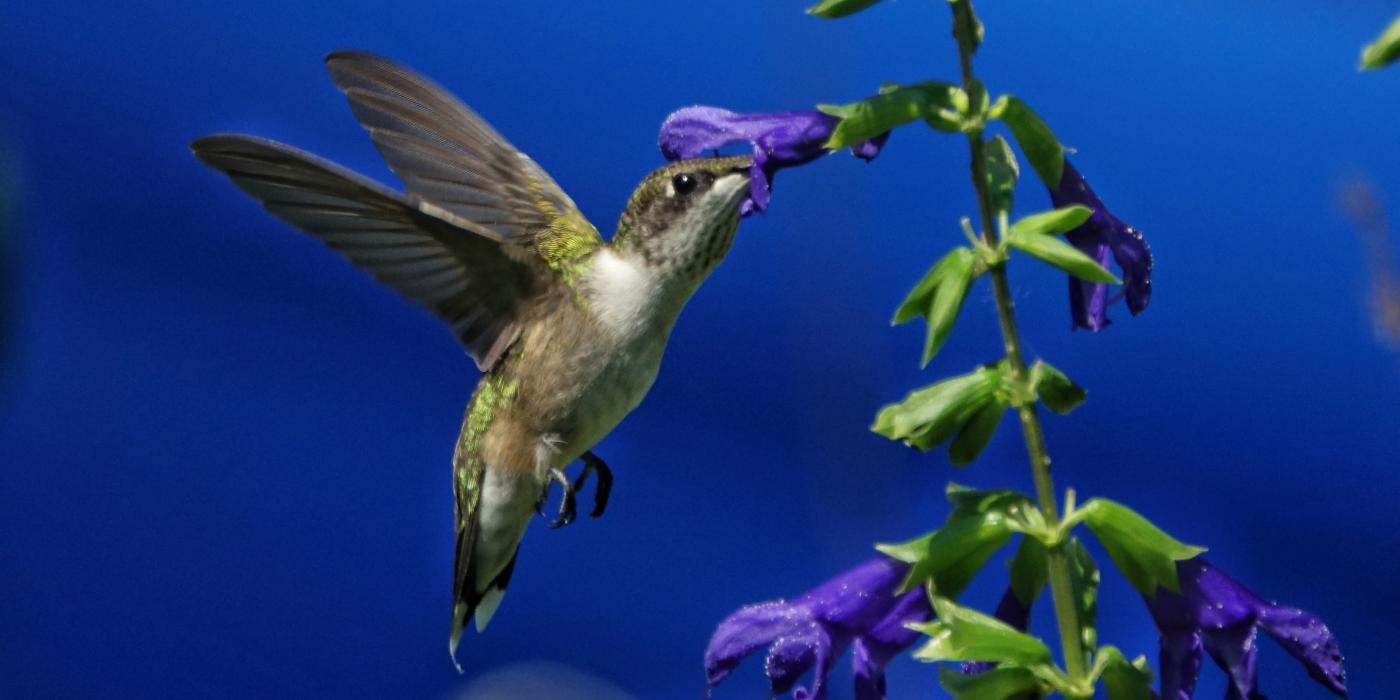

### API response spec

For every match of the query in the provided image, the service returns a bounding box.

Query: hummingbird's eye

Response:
[671,172,699,196]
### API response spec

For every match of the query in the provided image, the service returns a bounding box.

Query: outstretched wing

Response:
[191,134,531,370]
[324,50,603,258]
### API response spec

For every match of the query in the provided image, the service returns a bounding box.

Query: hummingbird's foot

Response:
[540,468,577,529]
[580,451,613,518]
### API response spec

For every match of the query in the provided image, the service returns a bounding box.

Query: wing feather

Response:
[323,50,602,252]
[191,134,531,370]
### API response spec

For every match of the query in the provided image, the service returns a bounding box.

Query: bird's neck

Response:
[582,246,693,339]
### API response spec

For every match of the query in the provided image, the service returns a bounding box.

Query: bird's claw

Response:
[580,451,613,519]
[538,452,614,528]
[540,468,576,528]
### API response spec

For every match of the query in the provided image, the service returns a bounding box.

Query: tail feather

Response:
[448,542,521,672]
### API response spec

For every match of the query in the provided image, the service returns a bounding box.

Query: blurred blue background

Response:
[2,0,1398,697]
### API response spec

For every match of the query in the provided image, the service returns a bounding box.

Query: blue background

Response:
[2,1,1398,698]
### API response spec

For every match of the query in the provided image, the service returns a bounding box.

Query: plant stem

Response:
[949,0,1089,683]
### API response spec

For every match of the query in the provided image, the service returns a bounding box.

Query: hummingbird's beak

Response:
[713,171,750,211]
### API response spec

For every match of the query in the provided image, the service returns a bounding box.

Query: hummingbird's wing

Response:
[192,134,532,370]
[323,51,604,259]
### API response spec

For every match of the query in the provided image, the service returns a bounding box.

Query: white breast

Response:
[562,249,675,459]
[587,248,656,337]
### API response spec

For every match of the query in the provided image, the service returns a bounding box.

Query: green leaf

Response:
[1361,12,1400,70]
[944,483,1034,516]
[984,135,1019,215]
[872,365,1002,452]
[937,666,1042,700]
[1081,498,1206,595]
[1007,536,1048,607]
[1066,538,1099,662]
[819,82,962,147]
[886,486,1033,594]
[806,0,881,18]
[948,398,1007,466]
[894,509,1014,595]
[875,530,934,565]
[1007,226,1120,284]
[1029,360,1087,415]
[944,483,1046,534]
[893,247,973,324]
[931,513,1014,595]
[996,95,1065,189]
[1008,206,1093,237]
[1093,647,1154,700]
[892,247,977,367]
[913,596,1054,665]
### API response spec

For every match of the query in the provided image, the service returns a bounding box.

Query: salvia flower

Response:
[704,557,932,700]
[1146,556,1347,700]
[659,107,888,216]
[978,556,1344,699]
[1047,159,1153,331]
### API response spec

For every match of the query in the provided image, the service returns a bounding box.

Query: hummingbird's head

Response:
[611,155,752,286]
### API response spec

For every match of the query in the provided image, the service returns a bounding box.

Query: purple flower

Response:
[659,107,888,216]
[1047,160,1153,331]
[705,557,932,700]
[1146,557,1346,700]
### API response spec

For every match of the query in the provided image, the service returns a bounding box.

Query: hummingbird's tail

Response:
[448,462,536,671]
[448,543,518,671]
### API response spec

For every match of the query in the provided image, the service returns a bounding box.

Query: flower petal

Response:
[800,557,911,633]
[1158,628,1203,700]
[1202,622,1262,700]
[765,622,841,700]
[1145,558,1347,700]
[1109,219,1152,315]
[1256,605,1347,697]
[705,600,813,690]
[703,558,926,699]
[1176,558,1261,631]
[851,588,934,700]
[851,637,888,700]
[1065,237,1113,331]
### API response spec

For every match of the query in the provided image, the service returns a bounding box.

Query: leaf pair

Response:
[914,536,1151,700]
[883,490,1198,698]
[872,364,1007,464]
[1007,206,1120,285]
[894,247,979,367]
[877,485,1031,596]
[1072,498,1206,595]
[819,81,964,149]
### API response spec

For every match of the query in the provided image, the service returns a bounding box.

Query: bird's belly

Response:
[562,333,666,460]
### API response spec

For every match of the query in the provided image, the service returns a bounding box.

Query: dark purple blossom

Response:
[1047,160,1153,331]
[704,557,932,700]
[1147,557,1346,700]
[659,106,888,216]
[977,556,1344,699]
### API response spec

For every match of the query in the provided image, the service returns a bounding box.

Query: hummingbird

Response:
[191,51,753,666]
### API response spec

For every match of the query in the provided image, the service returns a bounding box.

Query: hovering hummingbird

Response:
[191,51,752,666]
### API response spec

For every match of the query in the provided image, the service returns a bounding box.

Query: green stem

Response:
[948,0,1089,684]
